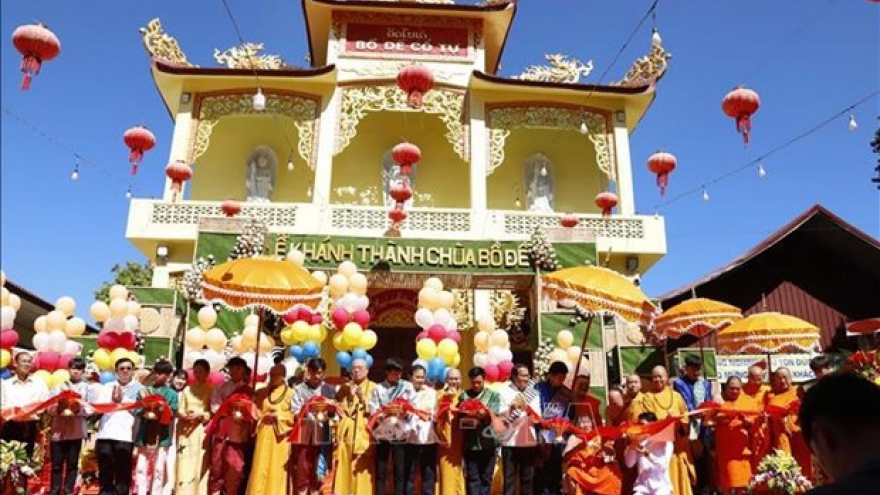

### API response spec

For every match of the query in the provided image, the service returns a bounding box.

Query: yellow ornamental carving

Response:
[485,105,615,179]
[515,54,594,84]
[213,43,287,70]
[191,93,319,168]
[615,37,671,87]
[139,18,195,67]
[451,289,473,331]
[335,86,467,161]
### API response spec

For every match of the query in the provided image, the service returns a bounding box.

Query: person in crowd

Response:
[460,366,501,495]
[176,360,214,495]
[436,368,466,495]
[291,358,336,495]
[208,357,254,495]
[799,372,880,495]
[370,357,416,495]
[672,356,713,495]
[499,363,541,495]
[630,366,693,495]
[714,377,756,495]
[535,361,573,495]
[405,364,439,495]
[95,357,145,495]
[246,363,293,495]
[0,352,49,456]
[163,369,189,495]
[563,373,621,495]
[625,412,674,495]
[606,374,644,495]
[334,358,377,495]
[740,363,770,462]
[135,359,179,495]
[47,357,93,495]
[765,367,811,478]
[808,355,833,382]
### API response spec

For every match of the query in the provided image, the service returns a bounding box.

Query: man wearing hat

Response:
[369,357,416,495]
[672,355,715,495]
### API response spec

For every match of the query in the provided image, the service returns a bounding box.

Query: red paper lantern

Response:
[722,86,761,146]
[396,64,434,108]
[221,199,241,217]
[123,126,157,177]
[389,206,407,224]
[11,23,61,90]
[560,213,579,228]
[594,191,618,217]
[392,142,421,176]
[647,151,677,197]
[390,183,413,203]
[165,160,192,194]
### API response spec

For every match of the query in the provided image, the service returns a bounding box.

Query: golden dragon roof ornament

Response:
[614,34,671,87]
[213,43,287,70]
[514,54,594,84]
[139,18,196,67]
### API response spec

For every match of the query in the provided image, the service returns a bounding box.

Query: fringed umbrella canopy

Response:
[541,266,656,325]
[201,257,323,315]
[655,298,742,340]
[716,312,820,355]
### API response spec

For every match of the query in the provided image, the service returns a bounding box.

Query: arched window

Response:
[523,153,555,212]
[381,148,418,208]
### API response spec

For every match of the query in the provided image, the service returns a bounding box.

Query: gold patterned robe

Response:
[333,380,377,495]
[247,384,294,495]
[175,382,214,495]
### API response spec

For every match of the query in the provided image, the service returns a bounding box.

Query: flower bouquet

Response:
[0,440,40,495]
[747,450,813,495]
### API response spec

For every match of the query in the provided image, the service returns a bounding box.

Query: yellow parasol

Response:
[541,266,656,377]
[716,312,820,355]
[655,298,742,340]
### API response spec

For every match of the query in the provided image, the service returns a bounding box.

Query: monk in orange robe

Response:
[630,366,694,495]
[764,367,812,478]
[715,377,760,495]
[563,375,621,495]
[605,374,643,495]
[741,364,770,465]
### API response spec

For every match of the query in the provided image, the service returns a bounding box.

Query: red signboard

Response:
[345,23,471,59]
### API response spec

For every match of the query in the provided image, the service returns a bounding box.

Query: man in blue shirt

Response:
[672,355,713,495]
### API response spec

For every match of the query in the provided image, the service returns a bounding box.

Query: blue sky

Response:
[1,0,878,323]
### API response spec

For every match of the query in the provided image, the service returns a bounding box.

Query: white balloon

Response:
[282,356,300,376]
[414,308,434,329]
[32,332,50,352]
[287,249,306,266]
[338,260,357,278]
[433,309,453,326]
[257,353,272,375]
[203,350,226,372]
[342,293,359,313]
[123,315,140,332]
[0,306,15,330]
[487,347,506,366]
[311,271,328,285]
[63,340,82,355]
[244,314,260,328]
[476,316,495,333]
[8,294,21,312]
[183,350,203,369]
[473,352,488,368]
[104,317,125,332]
[240,351,257,370]
[443,318,457,331]
[357,295,370,312]
[48,330,68,353]
[500,349,513,363]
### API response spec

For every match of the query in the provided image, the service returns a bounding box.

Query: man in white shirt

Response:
[95,357,145,495]
[499,363,542,495]
[0,352,49,456]
[625,412,674,495]
[369,357,416,495]
[291,357,337,495]
[404,364,438,495]
[47,357,94,495]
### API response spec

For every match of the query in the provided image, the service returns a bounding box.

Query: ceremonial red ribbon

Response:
[366,397,430,435]
[139,394,173,426]
[446,398,505,436]
[288,395,345,443]
[1,390,142,422]
[204,393,259,437]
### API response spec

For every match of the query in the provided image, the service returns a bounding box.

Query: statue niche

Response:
[381,148,418,208]
[245,145,278,203]
[524,153,555,212]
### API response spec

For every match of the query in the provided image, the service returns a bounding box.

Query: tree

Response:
[872,121,880,190]
[94,261,154,303]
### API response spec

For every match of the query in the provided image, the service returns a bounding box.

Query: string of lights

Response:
[645,89,879,213]
[1,104,146,198]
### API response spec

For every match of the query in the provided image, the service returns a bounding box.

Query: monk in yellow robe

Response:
[715,377,759,494]
[435,368,465,495]
[631,366,694,495]
[765,367,811,478]
[247,364,294,495]
[334,359,377,495]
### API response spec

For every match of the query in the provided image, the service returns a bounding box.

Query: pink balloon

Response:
[446,330,462,344]
[310,313,324,325]
[100,331,120,350]
[497,360,514,381]
[57,354,74,370]
[483,364,500,382]
[297,307,314,322]
[427,325,446,343]
[416,331,428,341]
[40,351,60,372]
[282,310,298,325]
[32,353,42,370]
[331,308,350,329]
[0,329,19,349]
[352,310,370,328]
[207,371,225,387]
[118,333,137,351]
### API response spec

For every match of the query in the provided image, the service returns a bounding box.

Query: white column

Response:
[162,97,194,202]
[468,96,488,218]
[311,89,340,213]
[612,117,636,215]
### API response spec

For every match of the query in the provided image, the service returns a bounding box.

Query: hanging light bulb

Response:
[126,187,132,199]
[70,160,80,181]
[651,28,663,46]
[515,197,522,208]
[253,88,266,111]
[307,185,312,198]
[287,155,294,171]
[701,186,710,202]
[848,113,858,132]
[757,163,766,178]
[579,121,588,135]
[540,164,548,177]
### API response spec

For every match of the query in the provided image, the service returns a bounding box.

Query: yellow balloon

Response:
[185,328,207,349]
[306,324,322,343]
[65,317,87,337]
[418,288,439,309]
[329,274,349,298]
[93,348,112,370]
[0,287,8,305]
[338,260,358,278]
[473,331,490,353]
[241,326,259,343]
[32,369,52,386]
[566,346,583,363]
[342,322,363,347]
[477,317,496,333]
[452,354,461,368]
[0,271,5,287]
[424,277,444,291]
[437,338,458,359]
[33,315,48,333]
[416,338,437,360]
[231,336,245,354]
[46,310,67,331]
[109,299,128,319]
[198,307,218,330]
[348,273,368,296]
[317,324,328,343]
[437,291,455,310]
[556,330,574,350]
[241,335,257,351]
[332,332,349,351]
[127,301,142,318]
[0,349,10,368]
[53,369,71,384]
[90,301,111,323]
[280,328,297,346]
[205,328,228,351]
[490,329,509,347]
[8,293,21,312]
[109,285,128,301]
[110,348,129,368]
[291,320,310,342]
[55,297,76,317]
[129,352,142,367]
[244,314,260,328]
[359,329,378,350]
[258,334,275,354]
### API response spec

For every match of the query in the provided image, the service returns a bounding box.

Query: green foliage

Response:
[872,122,880,189]
[94,261,154,303]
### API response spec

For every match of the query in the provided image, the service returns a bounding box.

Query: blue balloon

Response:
[429,357,445,373]
[351,348,368,361]
[0,369,11,380]
[100,371,116,384]
[364,353,374,369]
[336,351,352,370]
[303,341,320,358]
[290,345,304,360]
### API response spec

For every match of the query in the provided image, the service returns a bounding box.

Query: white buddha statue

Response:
[245,145,278,203]
[525,153,555,212]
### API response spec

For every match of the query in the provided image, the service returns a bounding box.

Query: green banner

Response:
[195,233,596,274]
[672,348,717,379]
[615,345,666,379]
[128,287,187,314]
[540,313,603,350]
